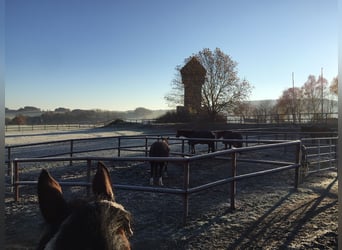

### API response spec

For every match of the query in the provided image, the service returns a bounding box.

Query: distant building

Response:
[180,57,206,114]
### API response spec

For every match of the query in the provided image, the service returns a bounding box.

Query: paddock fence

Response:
[8,136,302,224]
[5,123,105,132]
[300,136,338,174]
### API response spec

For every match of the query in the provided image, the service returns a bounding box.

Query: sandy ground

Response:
[5,126,338,249]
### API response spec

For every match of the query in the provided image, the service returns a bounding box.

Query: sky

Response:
[5,0,338,111]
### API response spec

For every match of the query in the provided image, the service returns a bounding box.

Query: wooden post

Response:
[230,152,237,210]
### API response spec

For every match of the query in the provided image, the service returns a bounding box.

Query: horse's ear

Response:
[161,137,169,143]
[92,161,114,201]
[37,169,68,225]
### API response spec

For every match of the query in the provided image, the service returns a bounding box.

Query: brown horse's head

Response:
[37,162,133,250]
[161,137,169,145]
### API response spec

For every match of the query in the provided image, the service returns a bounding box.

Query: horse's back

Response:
[193,130,215,139]
[149,141,170,157]
[220,131,243,148]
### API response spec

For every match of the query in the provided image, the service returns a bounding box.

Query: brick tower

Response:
[180,57,206,114]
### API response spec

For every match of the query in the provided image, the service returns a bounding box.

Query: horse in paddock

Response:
[176,130,215,154]
[37,161,133,250]
[149,137,170,186]
[215,130,243,149]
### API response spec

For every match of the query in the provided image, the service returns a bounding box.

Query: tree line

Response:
[164,48,337,123]
[5,107,166,125]
[235,76,338,124]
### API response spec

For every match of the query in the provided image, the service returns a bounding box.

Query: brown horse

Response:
[215,130,243,149]
[149,138,170,186]
[176,130,215,154]
[37,161,133,250]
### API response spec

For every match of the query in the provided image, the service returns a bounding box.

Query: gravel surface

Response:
[5,127,338,249]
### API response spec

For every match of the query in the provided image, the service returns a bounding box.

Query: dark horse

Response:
[215,130,243,149]
[149,138,170,186]
[176,130,215,154]
[37,161,133,250]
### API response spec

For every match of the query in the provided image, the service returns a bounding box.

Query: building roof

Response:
[180,57,206,76]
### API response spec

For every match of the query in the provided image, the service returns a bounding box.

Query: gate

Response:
[300,136,338,175]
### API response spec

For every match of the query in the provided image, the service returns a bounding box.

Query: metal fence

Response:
[9,138,301,224]
[301,136,338,174]
[226,112,338,124]
[5,124,105,132]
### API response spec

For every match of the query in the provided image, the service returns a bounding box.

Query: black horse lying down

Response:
[176,129,215,154]
[215,130,243,149]
[149,137,170,186]
[37,161,133,250]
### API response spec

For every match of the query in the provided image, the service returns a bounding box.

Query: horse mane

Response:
[96,200,133,239]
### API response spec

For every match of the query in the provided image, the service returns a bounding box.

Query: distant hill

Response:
[5,106,172,124]
[5,106,43,119]
[6,98,337,124]
[247,99,277,106]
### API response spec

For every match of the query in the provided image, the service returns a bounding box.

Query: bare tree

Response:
[165,48,252,120]
[253,100,275,123]
[275,87,304,123]
[301,74,328,115]
[233,102,254,122]
[330,76,338,96]
[275,74,335,123]
[327,76,338,113]
[164,71,184,108]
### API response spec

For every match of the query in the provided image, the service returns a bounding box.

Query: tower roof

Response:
[180,57,206,76]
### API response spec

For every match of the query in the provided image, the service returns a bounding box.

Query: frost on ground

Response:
[5,126,338,249]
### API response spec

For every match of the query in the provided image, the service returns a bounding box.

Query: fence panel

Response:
[301,136,338,175]
[10,140,301,224]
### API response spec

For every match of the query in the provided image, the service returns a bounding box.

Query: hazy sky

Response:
[5,0,337,111]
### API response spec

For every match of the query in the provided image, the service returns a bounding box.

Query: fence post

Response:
[7,147,11,175]
[118,137,121,157]
[70,140,74,166]
[14,161,19,202]
[145,137,148,157]
[86,159,92,197]
[230,152,237,210]
[318,139,321,170]
[10,161,14,192]
[328,138,332,168]
[183,159,190,225]
[294,142,301,189]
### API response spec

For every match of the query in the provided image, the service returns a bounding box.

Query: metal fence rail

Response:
[301,136,338,174]
[5,123,105,132]
[4,132,289,172]
[11,140,301,224]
